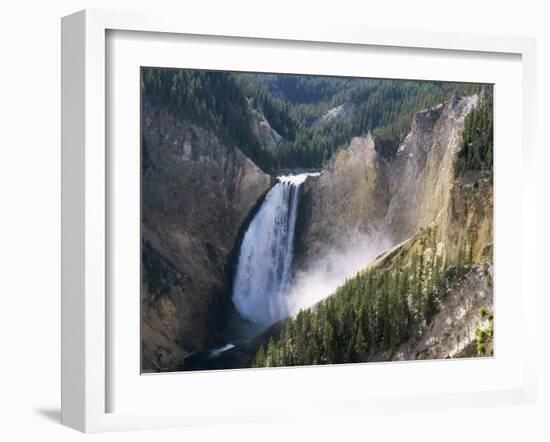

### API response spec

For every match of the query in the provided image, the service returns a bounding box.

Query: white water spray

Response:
[232,173,317,325]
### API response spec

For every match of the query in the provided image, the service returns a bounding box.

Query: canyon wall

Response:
[141,101,272,372]
[295,94,482,270]
[294,134,389,268]
[293,94,493,359]
[141,90,493,369]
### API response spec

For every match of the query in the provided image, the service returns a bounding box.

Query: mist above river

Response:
[284,233,391,317]
[232,171,389,329]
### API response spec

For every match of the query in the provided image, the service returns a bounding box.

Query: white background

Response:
[0,0,548,441]
[109,29,524,415]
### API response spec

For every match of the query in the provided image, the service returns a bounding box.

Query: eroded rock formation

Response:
[141,101,272,372]
[295,94,481,270]
[293,94,493,359]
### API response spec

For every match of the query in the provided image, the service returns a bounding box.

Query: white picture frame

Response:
[61,9,537,433]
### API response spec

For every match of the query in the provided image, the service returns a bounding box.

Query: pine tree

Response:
[255,345,266,367]
[266,338,277,367]
[355,325,368,360]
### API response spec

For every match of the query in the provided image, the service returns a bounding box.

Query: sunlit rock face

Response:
[295,95,479,272]
[294,133,390,270]
[384,94,479,244]
[290,94,493,362]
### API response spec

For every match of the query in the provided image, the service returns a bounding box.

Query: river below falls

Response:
[180,172,319,371]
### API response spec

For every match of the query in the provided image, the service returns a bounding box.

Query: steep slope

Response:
[268,93,493,364]
[401,170,493,359]
[384,94,479,243]
[392,263,493,360]
[253,166,494,367]
[294,134,389,269]
[295,94,479,270]
[441,171,493,264]
[312,103,355,128]
[141,101,272,372]
[367,171,493,360]
[249,104,284,151]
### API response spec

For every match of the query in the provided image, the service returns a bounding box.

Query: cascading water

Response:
[233,173,318,325]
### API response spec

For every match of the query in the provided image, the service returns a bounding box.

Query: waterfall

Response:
[232,173,318,325]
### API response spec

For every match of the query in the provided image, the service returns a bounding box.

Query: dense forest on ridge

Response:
[455,88,494,176]
[254,229,493,368]
[141,68,487,171]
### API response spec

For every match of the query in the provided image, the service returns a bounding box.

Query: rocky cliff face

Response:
[312,103,355,129]
[440,171,493,264]
[384,94,479,244]
[294,134,389,268]
[249,104,283,151]
[392,262,493,361]
[295,94,480,270]
[367,212,493,361]
[294,93,493,360]
[141,101,272,372]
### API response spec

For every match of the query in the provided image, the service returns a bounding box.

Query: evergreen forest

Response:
[141,68,489,172]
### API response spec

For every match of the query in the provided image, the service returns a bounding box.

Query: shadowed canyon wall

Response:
[141,101,272,372]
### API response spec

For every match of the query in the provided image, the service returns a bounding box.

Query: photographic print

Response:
[140,68,493,373]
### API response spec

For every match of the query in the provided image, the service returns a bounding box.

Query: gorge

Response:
[140,69,494,372]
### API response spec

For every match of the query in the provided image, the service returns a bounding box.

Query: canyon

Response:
[141,73,493,371]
